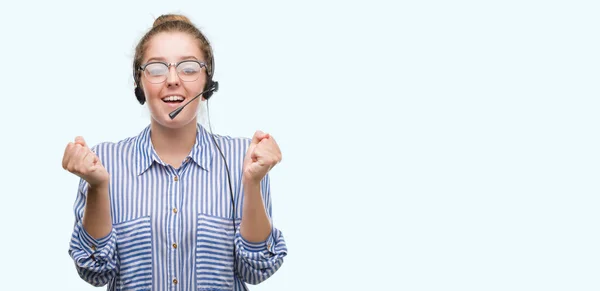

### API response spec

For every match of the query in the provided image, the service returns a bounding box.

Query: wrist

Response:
[88,180,109,192]
[242,178,262,198]
[242,176,261,188]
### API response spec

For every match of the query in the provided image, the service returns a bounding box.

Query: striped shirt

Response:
[67,123,287,290]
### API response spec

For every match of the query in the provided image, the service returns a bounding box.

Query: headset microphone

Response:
[168,81,219,120]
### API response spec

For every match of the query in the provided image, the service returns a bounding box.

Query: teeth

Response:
[162,96,184,101]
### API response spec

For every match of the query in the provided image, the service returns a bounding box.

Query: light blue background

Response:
[0,0,598,290]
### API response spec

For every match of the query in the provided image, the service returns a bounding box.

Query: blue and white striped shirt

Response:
[68,123,287,290]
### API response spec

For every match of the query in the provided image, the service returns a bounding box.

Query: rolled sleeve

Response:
[234,226,288,284]
[67,176,118,287]
[79,224,113,256]
[69,222,118,287]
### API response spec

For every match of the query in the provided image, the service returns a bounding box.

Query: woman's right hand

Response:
[62,136,109,187]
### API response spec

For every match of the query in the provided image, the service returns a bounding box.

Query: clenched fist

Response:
[62,136,109,187]
[243,130,282,185]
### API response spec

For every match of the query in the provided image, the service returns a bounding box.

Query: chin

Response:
[149,105,198,129]
[156,114,197,128]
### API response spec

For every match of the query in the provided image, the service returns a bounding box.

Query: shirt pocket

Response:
[196,213,237,290]
[114,215,153,291]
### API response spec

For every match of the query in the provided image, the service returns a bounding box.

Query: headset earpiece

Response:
[135,85,146,105]
[134,69,146,104]
[203,79,215,100]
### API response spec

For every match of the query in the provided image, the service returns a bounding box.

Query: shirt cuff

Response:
[236,227,277,255]
[79,226,114,257]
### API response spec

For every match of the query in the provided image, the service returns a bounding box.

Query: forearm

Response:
[240,181,272,242]
[235,179,288,284]
[82,182,112,239]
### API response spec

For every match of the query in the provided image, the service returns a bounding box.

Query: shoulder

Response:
[203,130,252,166]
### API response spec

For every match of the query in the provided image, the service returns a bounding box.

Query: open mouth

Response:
[162,96,185,104]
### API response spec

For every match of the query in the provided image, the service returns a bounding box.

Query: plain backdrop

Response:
[0,0,599,290]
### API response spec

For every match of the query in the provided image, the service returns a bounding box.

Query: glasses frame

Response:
[138,60,207,84]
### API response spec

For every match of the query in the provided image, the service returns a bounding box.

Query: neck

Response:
[150,118,198,167]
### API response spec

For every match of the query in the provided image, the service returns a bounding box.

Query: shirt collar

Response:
[134,123,214,175]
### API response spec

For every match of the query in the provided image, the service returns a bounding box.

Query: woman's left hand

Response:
[243,130,282,185]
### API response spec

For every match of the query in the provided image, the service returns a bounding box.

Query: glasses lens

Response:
[144,63,168,83]
[177,61,202,82]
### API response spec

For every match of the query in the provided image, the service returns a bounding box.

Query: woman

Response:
[63,14,287,290]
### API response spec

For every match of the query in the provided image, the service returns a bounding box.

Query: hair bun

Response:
[153,14,192,28]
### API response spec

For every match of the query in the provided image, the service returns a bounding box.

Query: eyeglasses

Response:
[139,60,207,84]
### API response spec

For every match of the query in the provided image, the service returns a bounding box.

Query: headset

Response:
[132,24,248,290]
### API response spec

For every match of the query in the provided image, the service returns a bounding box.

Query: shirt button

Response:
[172,243,177,249]
[173,279,178,285]
[174,176,179,182]
[91,245,96,251]
[173,208,178,213]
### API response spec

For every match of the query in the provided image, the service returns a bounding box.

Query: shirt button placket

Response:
[171,173,180,288]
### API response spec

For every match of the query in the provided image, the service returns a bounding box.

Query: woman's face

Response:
[140,31,207,129]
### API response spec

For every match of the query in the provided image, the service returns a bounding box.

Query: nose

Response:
[165,65,180,87]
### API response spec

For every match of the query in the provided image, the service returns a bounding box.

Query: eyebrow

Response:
[145,56,200,63]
